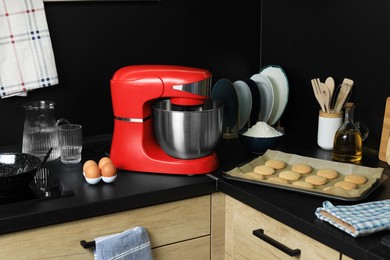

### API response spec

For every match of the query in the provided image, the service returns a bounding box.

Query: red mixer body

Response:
[110,65,219,174]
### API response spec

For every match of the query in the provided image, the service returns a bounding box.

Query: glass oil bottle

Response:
[332,102,368,162]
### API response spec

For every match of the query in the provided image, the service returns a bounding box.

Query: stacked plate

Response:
[211,65,289,136]
[257,65,289,126]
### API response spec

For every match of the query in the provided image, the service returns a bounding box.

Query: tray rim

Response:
[222,172,387,202]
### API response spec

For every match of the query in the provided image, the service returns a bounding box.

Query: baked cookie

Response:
[279,170,301,181]
[322,186,333,192]
[334,181,357,190]
[265,159,287,170]
[245,171,264,180]
[305,175,327,186]
[317,169,339,179]
[253,165,275,176]
[292,181,314,189]
[291,163,312,174]
[344,174,367,185]
[267,176,289,184]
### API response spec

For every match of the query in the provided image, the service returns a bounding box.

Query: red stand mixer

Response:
[110,65,222,174]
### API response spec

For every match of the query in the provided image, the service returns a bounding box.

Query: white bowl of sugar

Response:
[238,121,284,154]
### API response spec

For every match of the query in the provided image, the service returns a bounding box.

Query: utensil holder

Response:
[317,110,343,150]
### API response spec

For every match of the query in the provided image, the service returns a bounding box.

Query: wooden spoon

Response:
[325,77,335,98]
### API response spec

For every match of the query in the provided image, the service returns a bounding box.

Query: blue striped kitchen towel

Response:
[315,200,390,237]
[0,0,58,98]
[94,226,153,260]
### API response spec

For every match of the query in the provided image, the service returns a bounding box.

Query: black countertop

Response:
[0,136,217,234]
[0,134,389,259]
[215,133,390,260]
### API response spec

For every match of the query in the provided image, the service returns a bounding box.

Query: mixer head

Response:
[111,65,212,108]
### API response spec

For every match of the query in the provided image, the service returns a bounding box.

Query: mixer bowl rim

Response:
[153,99,224,113]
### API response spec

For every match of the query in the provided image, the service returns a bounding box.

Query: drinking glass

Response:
[58,124,83,164]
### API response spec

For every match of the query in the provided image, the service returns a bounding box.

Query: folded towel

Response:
[0,0,58,98]
[94,226,153,260]
[315,200,390,237]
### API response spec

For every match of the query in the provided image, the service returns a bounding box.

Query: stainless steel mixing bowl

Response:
[153,99,223,159]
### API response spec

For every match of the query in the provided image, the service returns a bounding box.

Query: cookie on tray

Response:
[253,165,275,176]
[305,175,327,186]
[292,181,314,189]
[317,169,339,179]
[265,159,287,170]
[279,170,301,181]
[344,174,367,185]
[334,181,357,190]
[245,171,264,180]
[291,163,312,174]
[267,176,289,184]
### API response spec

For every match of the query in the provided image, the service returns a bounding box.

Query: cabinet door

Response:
[225,196,340,260]
[0,195,211,259]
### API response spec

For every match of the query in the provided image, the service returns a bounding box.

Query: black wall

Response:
[261,0,390,151]
[0,0,261,147]
[2,0,389,153]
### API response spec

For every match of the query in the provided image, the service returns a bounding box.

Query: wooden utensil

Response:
[333,78,354,113]
[311,79,326,112]
[325,77,335,98]
[318,80,331,113]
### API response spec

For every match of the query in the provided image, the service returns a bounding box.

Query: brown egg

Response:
[83,160,97,173]
[84,164,101,179]
[101,162,117,177]
[98,157,112,169]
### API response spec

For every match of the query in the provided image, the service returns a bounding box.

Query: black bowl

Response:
[0,153,42,195]
[238,130,284,154]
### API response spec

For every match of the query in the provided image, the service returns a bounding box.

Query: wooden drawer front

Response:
[153,236,210,260]
[0,195,211,259]
[225,196,340,260]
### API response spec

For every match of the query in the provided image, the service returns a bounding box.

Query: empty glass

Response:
[58,124,83,164]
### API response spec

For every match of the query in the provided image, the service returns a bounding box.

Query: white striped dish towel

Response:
[0,0,58,98]
[94,226,153,260]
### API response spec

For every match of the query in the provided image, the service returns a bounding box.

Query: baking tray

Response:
[222,150,387,201]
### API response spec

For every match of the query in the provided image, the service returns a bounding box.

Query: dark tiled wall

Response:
[0,1,261,147]
[261,0,390,151]
[3,0,387,153]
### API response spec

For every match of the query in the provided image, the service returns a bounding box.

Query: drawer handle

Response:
[80,240,95,249]
[252,229,301,257]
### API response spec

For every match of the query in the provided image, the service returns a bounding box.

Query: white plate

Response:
[259,65,289,126]
[233,80,252,130]
[250,73,274,123]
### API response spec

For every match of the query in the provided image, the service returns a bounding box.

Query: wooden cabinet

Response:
[225,195,341,260]
[0,193,225,260]
[0,192,353,259]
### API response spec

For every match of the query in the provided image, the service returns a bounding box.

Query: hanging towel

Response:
[94,226,153,260]
[315,200,390,237]
[0,0,58,98]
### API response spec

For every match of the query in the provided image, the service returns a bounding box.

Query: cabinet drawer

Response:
[0,195,211,259]
[225,196,340,260]
[153,236,210,260]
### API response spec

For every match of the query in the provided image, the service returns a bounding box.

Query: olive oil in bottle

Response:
[332,103,364,162]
